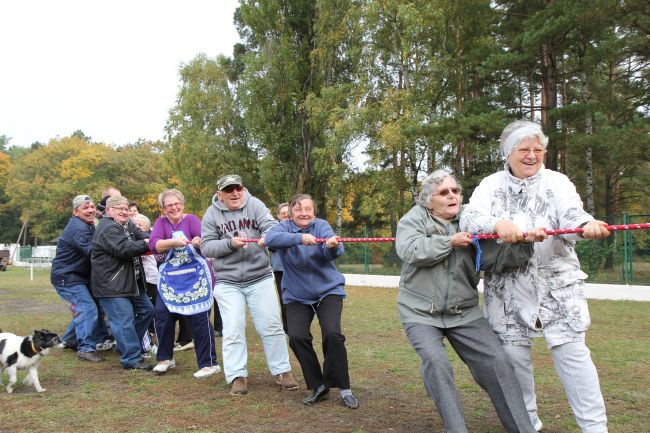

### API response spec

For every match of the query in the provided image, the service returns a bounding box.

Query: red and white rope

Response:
[239,223,650,243]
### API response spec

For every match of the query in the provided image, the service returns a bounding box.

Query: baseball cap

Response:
[217,174,243,191]
[72,195,93,210]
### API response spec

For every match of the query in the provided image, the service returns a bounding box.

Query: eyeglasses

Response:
[221,185,243,193]
[164,202,183,210]
[515,147,545,156]
[432,187,461,197]
[111,206,129,213]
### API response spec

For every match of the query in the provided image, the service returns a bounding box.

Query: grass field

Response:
[0,267,648,433]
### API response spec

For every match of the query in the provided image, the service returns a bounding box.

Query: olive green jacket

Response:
[396,205,533,328]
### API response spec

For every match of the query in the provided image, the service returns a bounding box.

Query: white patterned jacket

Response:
[459,166,595,345]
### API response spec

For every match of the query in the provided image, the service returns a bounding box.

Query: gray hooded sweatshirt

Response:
[201,188,277,286]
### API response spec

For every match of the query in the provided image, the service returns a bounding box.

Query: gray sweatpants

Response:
[404,318,536,433]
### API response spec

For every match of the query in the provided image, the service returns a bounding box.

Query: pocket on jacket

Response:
[398,286,440,315]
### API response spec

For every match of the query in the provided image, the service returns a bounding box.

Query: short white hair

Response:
[500,120,548,158]
[106,195,128,208]
[131,213,151,229]
[416,169,461,207]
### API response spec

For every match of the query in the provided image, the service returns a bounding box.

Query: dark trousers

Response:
[154,296,218,369]
[286,295,350,390]
[176,316,192,344]
[273,271,288,333]
[144,282,157,335]
[404,318,536,433]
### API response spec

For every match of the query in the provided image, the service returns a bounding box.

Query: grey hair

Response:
[288,194,316,217]
[499,120,548,158]
[106,195,128,208]
[131,213,151,229]
[276,202,289,215]
[417,170,461,207]
[157,189,185,209]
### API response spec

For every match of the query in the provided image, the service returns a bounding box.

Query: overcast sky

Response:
[0,0,240,148]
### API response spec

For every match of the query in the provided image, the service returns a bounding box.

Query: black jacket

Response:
[91,217,150,298]
[51,216,95,287]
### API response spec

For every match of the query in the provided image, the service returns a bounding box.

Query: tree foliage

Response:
[5,137,171,241]
[2,0,647,243]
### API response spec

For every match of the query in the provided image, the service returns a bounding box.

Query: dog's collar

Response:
[31,341,40,353]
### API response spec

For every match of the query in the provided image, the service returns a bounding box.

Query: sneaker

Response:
[533,419,543,431]
[230,377,248,395]
[77,351,105,362]
[143,344,158,359]
[152,359,176,375]
[173,341,194,352]
[340,393,360,409]
[193,365,222,378]
[275,371,299,390]
[96,339,116,352]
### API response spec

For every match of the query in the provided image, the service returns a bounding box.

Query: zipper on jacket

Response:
[441,226,454,327]
[110,265,124,282]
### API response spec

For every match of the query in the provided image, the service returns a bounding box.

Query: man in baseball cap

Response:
[51,194,105,363]
[202,174,299,395]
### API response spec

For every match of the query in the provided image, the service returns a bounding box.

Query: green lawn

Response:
[0,267,648,432]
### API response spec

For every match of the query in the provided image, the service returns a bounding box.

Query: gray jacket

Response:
[396,204,534,328]
[201,188,277,286]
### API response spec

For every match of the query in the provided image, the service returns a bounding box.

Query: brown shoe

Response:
[275,371,299,390]
[230,377,248,395]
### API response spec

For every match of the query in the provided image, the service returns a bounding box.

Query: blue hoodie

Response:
[265,218,345,305]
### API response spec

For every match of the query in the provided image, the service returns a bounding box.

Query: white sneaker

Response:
[96,339,116,352]
[153,359,176,374]
[533,419,543,431]
[193,365,221,378]
[173,341,194,352]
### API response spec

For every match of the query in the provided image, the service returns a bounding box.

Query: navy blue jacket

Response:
[51,216,95,287]
[265,218,345,305]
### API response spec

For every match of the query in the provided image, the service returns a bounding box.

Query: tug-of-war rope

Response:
[242,223,650,243]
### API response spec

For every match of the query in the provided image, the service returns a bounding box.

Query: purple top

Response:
[150,213,215,283]
[149,214,202,253]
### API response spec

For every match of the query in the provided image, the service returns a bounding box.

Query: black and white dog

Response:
[0,328,61,393]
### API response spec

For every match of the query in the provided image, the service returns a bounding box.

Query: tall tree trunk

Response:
[454,24,464,176]
[585,146,595,214]
[577,51,596,214]
[529,75,535,119]
[541,43,558,171]
[336,193,342,233]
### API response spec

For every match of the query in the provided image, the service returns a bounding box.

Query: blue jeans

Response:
[54,283,99,353]
[99,293,154,367]
[61,300,112,349]
[215,276,291,383]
